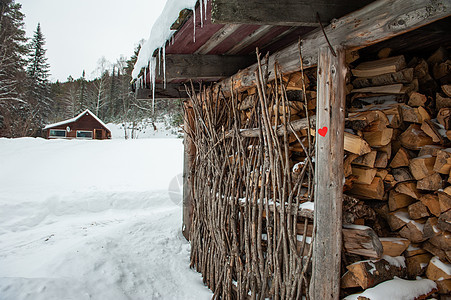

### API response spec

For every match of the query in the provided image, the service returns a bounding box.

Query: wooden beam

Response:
[182,101,196,240]
[216,0,450,94]
[211,0,374,26]
[156,54,254,81]
[311,47,346,300]
[135,84,189,99]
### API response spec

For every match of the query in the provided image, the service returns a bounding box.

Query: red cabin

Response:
[43,109,111,140]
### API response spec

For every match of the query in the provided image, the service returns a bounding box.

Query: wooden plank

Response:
[311,47,346,300]
[182,101,196,240]
[136,84,189,99]
[211,0,373,26]
[194,24,241,54]
[216,0,450,94]
[156,54,254,81]
[225,25,273,55]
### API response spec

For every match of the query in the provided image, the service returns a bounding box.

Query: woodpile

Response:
[341,47,451,298]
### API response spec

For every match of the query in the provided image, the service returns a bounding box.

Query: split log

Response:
[346,110,388,131]
[419,145,444,157]
[344,153,359,177]
[417,173,444,191]
[374,152,388,169]
[429,231,451,251]
[351,55,406,78]
[349,177,385,200]
[344,132,372,155]
[426,256,451,280]
[424,241,449,263]
[352,68,414,89]
[363,128,393,147]
[438,192,451,213]
[420,194,442,217]
[437,108,451,130]
[442,84,451,97]
[408,92,427,107]
[399,220,427,243]
[399,124,434,150]
[423,217,440,239]
[405,244,428,257]
[352,166,377,185]
[352,150,377,168]
[388,210,410,231]
[408,201,430,220]
[346,256,407,289]
[436,278,451,295]
[436,92,451,110]
[421,120,444,143]
[341,271,360,289]
[400,105,431,124]
[380,237,410,257]
[433,148,451,174]
[395,182,421,200]
[342,224,383,258]
[406,253,433,278]
[389,191,415,211]
[390,148,412,168]
[409,155,436,180]
[438,210,451,232]
[392,168,413,183]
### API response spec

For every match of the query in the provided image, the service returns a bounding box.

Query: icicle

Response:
[163,44,166,89]
[193,5,196,43]
[200,0,204,28]
[158,47,161,76]
[144,67,147,89]
[151,56,156,115]
[204,0,208,21]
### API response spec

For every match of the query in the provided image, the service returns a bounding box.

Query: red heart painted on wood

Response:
[318,126,328,137]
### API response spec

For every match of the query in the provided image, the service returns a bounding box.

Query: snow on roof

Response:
[132,0,205,79]
[43,109,110,131]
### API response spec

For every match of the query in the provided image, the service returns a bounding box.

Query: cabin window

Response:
[49,129,66,138]
[76,130,93,139]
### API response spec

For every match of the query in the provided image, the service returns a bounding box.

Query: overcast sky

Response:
[18,0,167,82]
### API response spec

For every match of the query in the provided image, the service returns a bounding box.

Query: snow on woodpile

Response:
[344,277,437,300]
[132,0,205,80]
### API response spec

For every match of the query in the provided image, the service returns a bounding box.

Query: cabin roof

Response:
[44,109,110,132]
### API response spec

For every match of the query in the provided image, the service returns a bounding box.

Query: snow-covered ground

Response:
[0,137,212,299]
[106,118,181,139]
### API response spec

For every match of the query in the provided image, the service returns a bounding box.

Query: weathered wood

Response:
[182,102,196,240]
[216,0,451,94]
[156,54,254,81]
[409,155,436,180]
[388,210,410,231]
[417,173,444,191]
[399,219,427,243]
[311,47,345,300]
[421,120,444,143]
[352,150,377,168]
[194,24,241,54]
[399,124,434,150]
[136,84,189,99]
[210,0,373,26]
[408,201,431,220]
[392,167,414,183]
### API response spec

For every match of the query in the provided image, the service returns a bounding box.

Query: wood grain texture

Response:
[211,0,373,26]
[217,0,450,95]
[311,47,346,300]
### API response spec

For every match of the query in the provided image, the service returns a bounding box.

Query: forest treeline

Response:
[0,0,182,138]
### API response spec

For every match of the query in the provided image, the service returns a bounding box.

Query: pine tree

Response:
[26,22,52,132]
[78,70,88,112]
[0,0,28,137]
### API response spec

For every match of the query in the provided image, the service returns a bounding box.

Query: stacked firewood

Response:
[340,48,451,298]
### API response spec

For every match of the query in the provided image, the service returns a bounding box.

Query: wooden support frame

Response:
[311,47,346,299]
[216,0,450,95]
[156,54,254,81]
[182,101,196,240]
[211,0,374,26]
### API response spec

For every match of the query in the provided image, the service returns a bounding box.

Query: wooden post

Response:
[311,46,346,299]
[182,101,196,240]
